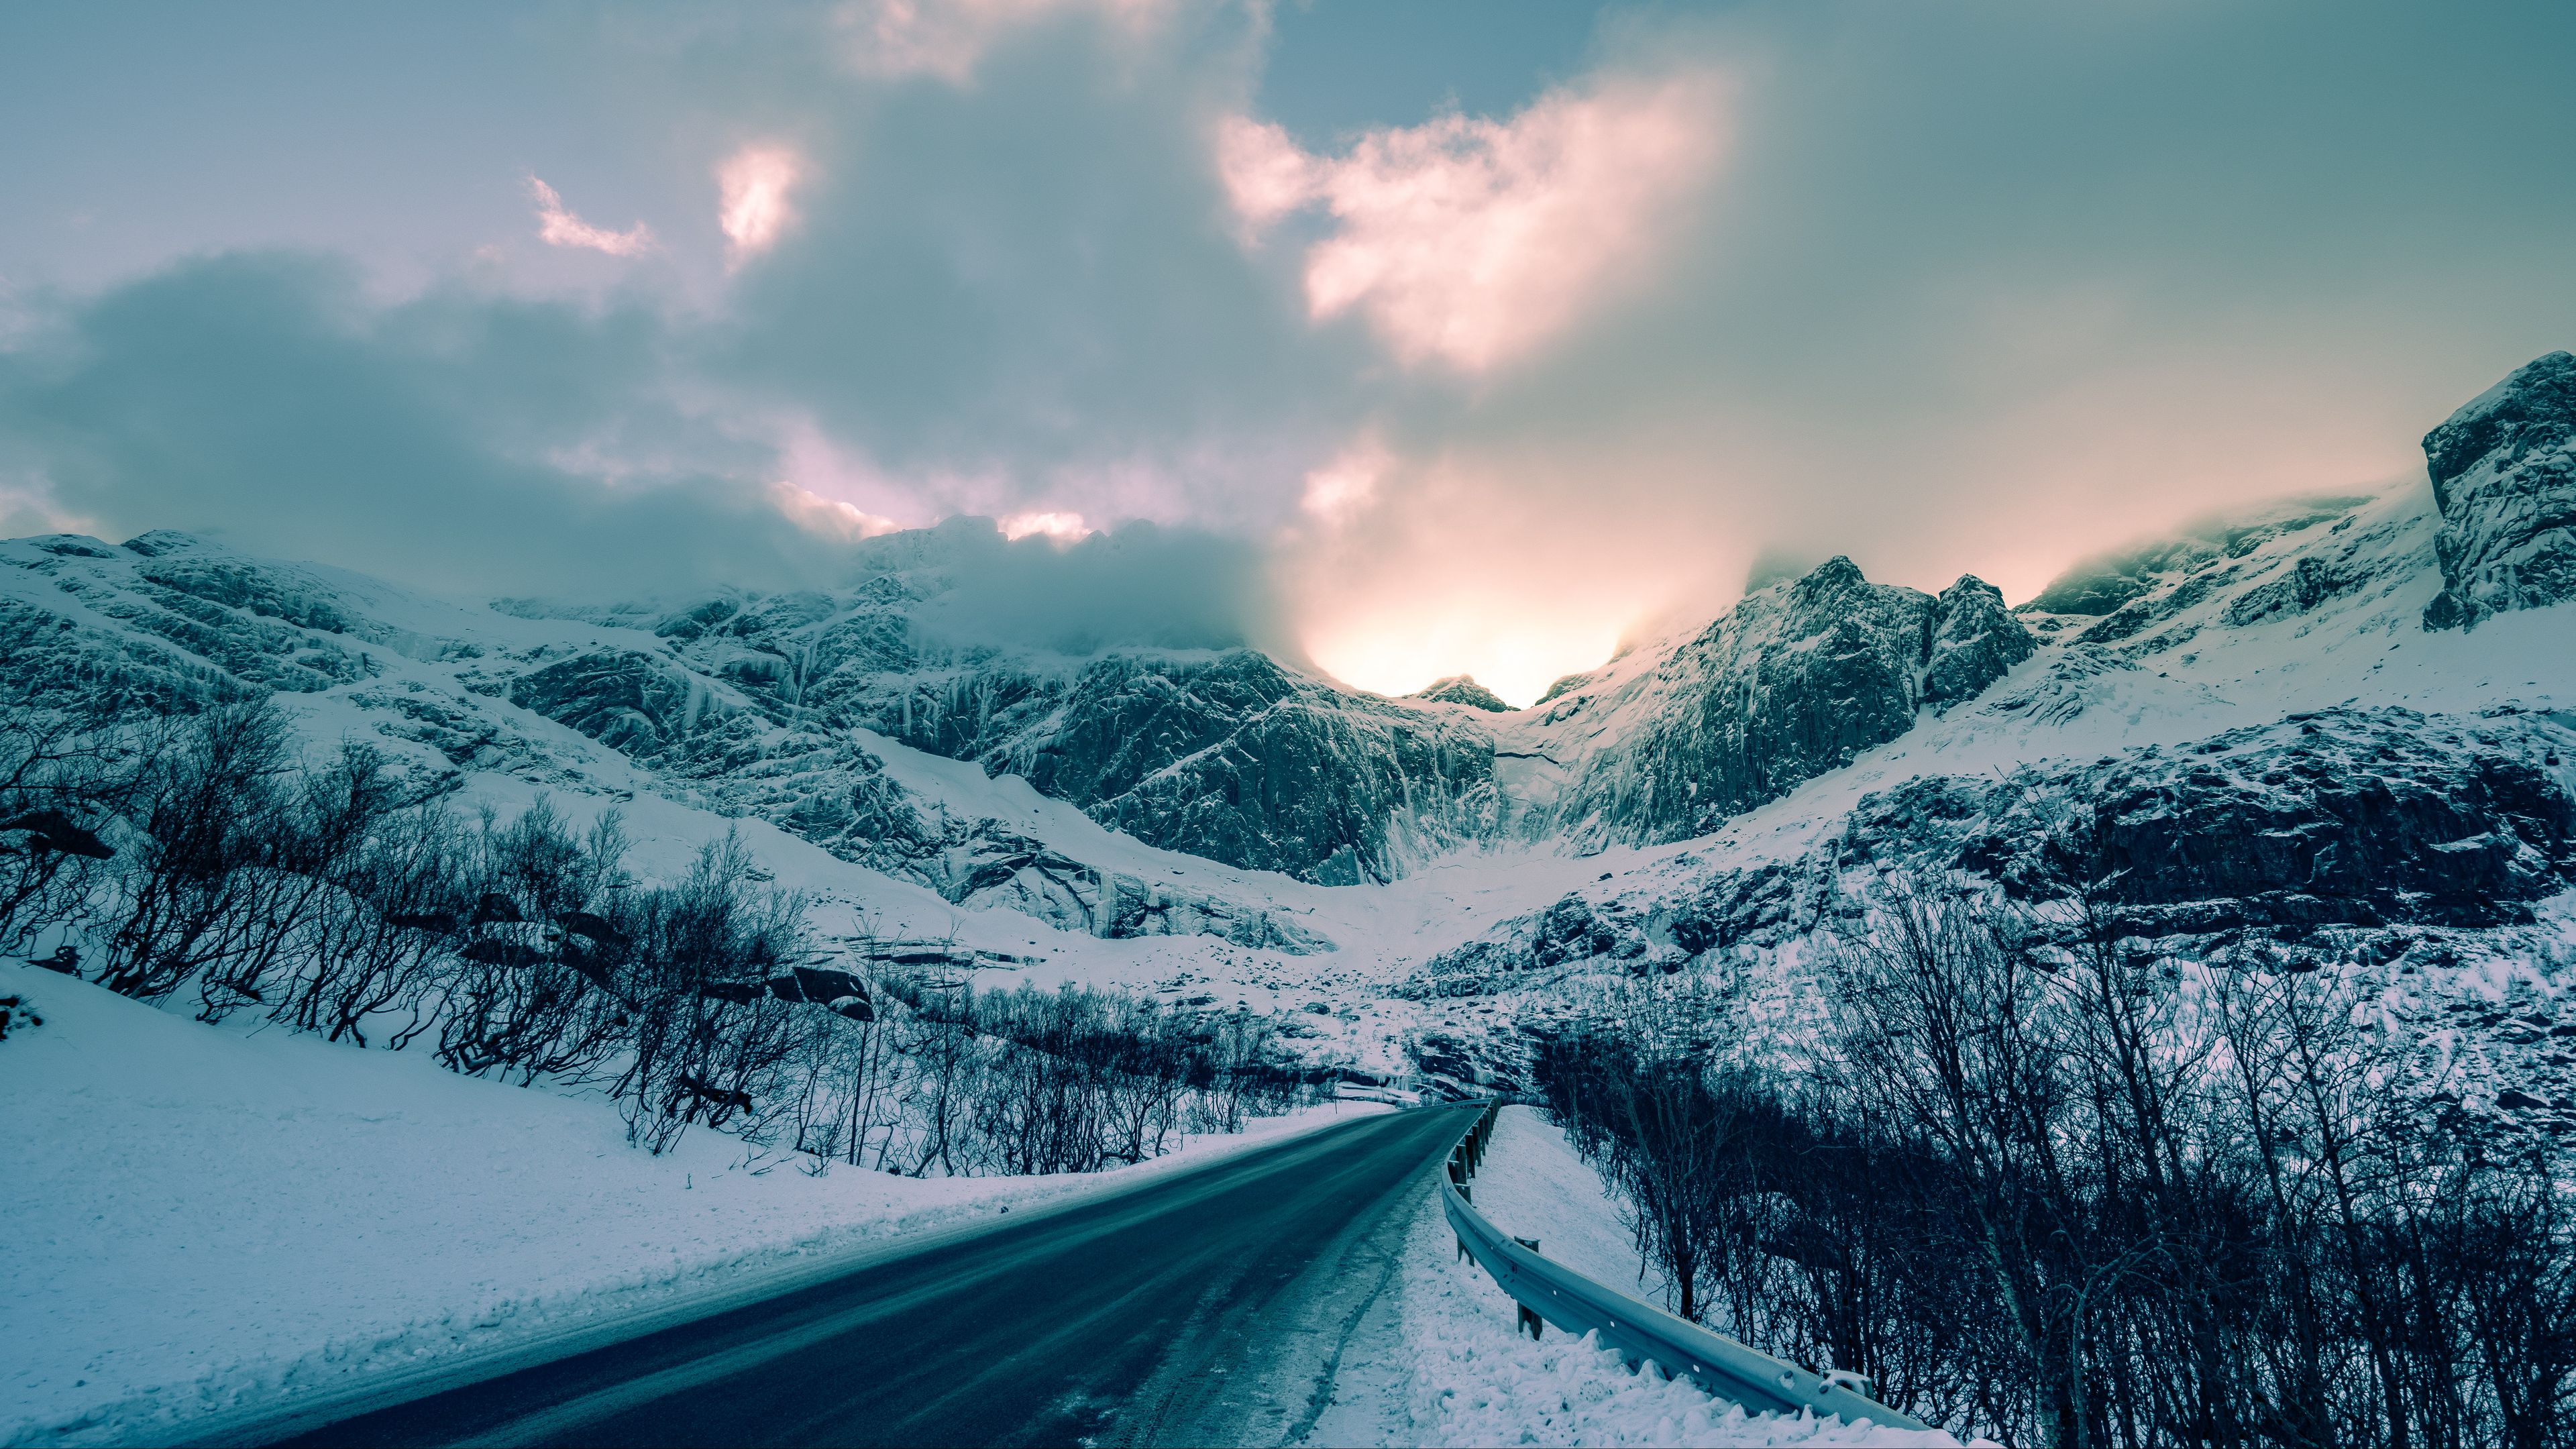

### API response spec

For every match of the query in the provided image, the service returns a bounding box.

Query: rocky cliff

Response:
[828,649,1497,885]
[1407,676,1511,712]
[1522,556,2034,843]
[2423,351,2576,629]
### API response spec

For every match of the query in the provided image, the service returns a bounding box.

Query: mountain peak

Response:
[1409,675,1512,712]
[2426,350,2576,480]
[120,529,221,559]
[2422,350,2576,629]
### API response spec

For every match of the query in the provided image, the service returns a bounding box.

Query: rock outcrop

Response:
[1408,675,1511,712]
[505,649,728,757]
[1408,708,2576,1021]
[2422,351,2576,629]
[1849,706,2576,931]
[1002,651,1497,884]
[1542,557,2034,843]
[1925,576,2037,704]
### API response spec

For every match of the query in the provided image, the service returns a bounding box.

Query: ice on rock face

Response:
[2422,350,2576,630]
[1521,555,2033,845]
[4,352,2573,979]
[1849,706,2576,933]
[1925,575,2036,705]
[1407,675,1513,712]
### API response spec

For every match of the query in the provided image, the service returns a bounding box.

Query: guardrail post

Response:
[1517,1303,1544,1340]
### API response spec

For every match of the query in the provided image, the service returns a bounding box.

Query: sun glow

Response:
[1305,612,1627,710]
[999,509,1091,543]
[718,144,804,265]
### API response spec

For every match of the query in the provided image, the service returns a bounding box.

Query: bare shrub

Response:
[1540,871,2576,1448]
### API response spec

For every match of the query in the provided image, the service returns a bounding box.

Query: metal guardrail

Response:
[1438,1099,1936,1434]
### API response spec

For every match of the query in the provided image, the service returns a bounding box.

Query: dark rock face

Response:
[670,731,1334,951]
[0,532,378,706]
[1409,675,1511,712]
[1851,707,2576,931]
[1554,557,2033,843]
[1535,672,1591,705]
[1926,576,2037,704]
[1012,651,1497,884]
[1415,708,2576,1028]
[1396,892,1653,1002]
[2017,497,2375,653]
[2422,352,2576,629]
[1532,895,1619,965]
[506,650,714,756]
[1665,861,1821,955]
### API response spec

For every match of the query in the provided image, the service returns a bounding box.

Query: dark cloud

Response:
[698,10,1360,528]
[0,252,843,598]
[0,250,1285,652]
[3,0,2573,701]
[859,515,1287,656]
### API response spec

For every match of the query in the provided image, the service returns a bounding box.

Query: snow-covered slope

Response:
[6,354,2576,1104]
[0,959,1385,1447]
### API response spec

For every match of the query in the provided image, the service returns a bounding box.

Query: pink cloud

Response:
[718,145,804,265]
[525,176,655,258]
[837,0,1172,84]
[998,508,1091,542]
[1218,74,1729,372]
[770,482,901,541]
[1297,433,1391,528]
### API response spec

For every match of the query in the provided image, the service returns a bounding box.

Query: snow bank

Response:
[1467,1105,1663,1299]
[0,965,1379,1447]
[1383,1106,1962,1448]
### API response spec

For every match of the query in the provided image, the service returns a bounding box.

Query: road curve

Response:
[237,1104,1472,1448]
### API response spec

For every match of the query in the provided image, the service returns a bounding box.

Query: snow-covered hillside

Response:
[6,354,2576,1102]
[0,959,1385,1446]
[5,341,2574,1444]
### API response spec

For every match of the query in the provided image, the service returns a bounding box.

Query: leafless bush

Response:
[4,694,1318,1173]
[0,688,132,955]
[1540,870,2576,1448]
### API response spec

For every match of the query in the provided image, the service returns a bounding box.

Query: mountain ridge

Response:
[6,354,2574,968]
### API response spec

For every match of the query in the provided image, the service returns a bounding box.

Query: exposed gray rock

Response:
[0,533,374,706]
[1534,672,1592,705]
[1008,651,1497,884]
[1925,575,2036,704]
[2024,497,2371,620]
[1407,675,1511,712]
[1849,706,2576,931]
[2422,351,2576,629]
[1413,708,2576,1031]
[506,649,722,756]
[1546,557,2031,843]
[580,719,1338,951]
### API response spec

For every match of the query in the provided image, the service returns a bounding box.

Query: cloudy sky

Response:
[3,1,2571,703]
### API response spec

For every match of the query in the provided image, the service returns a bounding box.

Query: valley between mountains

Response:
[5,352,2575,1446]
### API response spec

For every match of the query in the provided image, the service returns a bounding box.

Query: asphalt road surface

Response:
[240,1103,1473,1448]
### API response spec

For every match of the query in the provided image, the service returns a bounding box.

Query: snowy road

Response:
[225,1104,1478,1448]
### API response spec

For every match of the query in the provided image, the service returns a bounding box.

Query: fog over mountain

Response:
[9,8,2576,1446]
[7,1,2576,702]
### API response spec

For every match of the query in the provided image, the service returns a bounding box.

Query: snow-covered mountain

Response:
[7,352,2576,1104]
